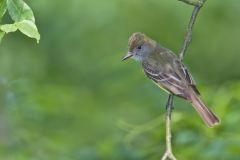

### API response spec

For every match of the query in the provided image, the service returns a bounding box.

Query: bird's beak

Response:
[122,52,133,61]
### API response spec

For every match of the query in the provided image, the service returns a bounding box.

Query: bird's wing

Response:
[142,62,187,99]
[175,59,200,95]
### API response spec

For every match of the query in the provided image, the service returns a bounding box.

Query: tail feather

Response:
[189,90,220,127]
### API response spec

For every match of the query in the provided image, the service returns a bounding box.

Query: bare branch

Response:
[161,0,207,159]
[161,95,176,160]
[179,0,205,60]
[178,0,204,6]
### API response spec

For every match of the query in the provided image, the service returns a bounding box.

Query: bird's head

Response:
[122,32,156,62]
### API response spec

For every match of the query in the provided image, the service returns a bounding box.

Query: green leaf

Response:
[0,20,40,43]
[6,0,35,22]
[0,31,5,43]
[0,23,17,33]
[5,0,40,43]
[16,20,40,43]
[0,0,7,22]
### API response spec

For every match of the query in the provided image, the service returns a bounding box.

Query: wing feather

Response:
[143,62,186,98]
[175,59,200,95]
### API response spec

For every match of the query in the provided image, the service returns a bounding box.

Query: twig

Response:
[178,0,204,6]
[179,0,205,61]
[161,0,206,159]
[161,95,176,160]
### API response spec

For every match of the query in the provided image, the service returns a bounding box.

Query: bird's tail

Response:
[189,88,220,127]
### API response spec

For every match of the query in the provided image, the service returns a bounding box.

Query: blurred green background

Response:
[0,0,240,159]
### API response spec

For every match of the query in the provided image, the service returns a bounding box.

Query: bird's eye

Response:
[137,45,142,50]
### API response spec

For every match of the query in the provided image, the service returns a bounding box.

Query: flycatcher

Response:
[122,32,220,127]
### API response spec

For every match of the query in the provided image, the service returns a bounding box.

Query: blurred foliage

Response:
[0,0,239,159]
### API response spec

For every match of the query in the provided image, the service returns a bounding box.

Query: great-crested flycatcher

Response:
[122,32,220,127]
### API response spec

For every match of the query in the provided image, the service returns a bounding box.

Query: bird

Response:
[122,32,220,127]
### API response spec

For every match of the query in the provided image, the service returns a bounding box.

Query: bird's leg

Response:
[165,94,174,110]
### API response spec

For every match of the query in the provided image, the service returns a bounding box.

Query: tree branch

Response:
[178,0,204,6]
[161,95,176,160]
[179,0,205,60]
[161,0,206,159]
